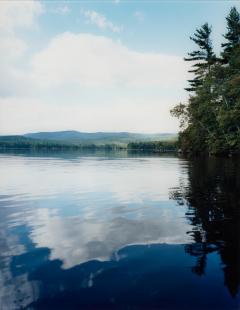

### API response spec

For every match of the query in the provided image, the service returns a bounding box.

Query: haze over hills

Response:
[23,131,177,145]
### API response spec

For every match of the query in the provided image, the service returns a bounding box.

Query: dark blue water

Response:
[0,151,239,309]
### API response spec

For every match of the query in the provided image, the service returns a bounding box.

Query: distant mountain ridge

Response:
[23,131,177,145]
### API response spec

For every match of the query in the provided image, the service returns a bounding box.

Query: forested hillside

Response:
[24,131,177,145]
[0,132,177,151]
[171,7,240,155]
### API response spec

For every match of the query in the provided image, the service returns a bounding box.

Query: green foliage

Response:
[0,136,125,151]
[222,7,240,63]
[0,136,177,153]
[127,141,177,152]
[172,7,240,156]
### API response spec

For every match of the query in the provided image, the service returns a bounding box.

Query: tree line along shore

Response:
[0,136,177,153]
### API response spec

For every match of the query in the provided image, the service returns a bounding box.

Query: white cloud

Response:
[0,0,43,58]
[134,11,144,22]
[0,96,179,134]
[31,32,187,88]
[0,0,43,33]
[53,5,71,15]
[0,0,44,95]
[0,30,188,133]
[0,3,188,134]
[0,37,27,61]
[82,10,122,33]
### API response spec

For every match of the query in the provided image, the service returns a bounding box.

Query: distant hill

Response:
[24,131,177,145]
[0,132,177,151]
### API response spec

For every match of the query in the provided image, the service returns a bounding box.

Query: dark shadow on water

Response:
[170,157,240,298]
[9,243,238,309]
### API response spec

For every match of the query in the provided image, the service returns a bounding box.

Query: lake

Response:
[0,151,239,309]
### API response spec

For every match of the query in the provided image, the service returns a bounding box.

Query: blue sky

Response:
[24,1,240,56]
[0,0,239,134]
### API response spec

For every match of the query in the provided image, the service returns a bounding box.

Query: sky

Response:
[0,0,239,135]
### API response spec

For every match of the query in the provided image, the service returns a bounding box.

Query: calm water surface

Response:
[0,151,239,309]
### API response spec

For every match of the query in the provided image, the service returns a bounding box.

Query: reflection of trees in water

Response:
[170,157,240,297]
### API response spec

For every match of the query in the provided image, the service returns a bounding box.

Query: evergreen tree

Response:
[185,23,216,92]
[222,7,240,63]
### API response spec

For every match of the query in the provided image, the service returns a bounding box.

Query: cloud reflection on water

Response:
[27,206,191,268]
[0,153,191,308]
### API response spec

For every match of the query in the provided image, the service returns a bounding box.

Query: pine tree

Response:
[222,7,240,63]
[185,23,216,92]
